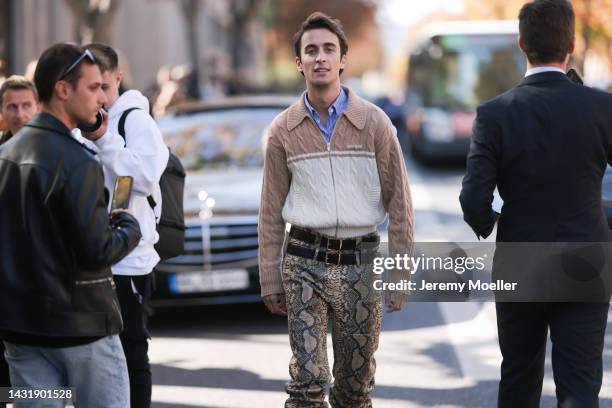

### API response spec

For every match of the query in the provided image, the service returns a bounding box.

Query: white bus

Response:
[405,21,526,162]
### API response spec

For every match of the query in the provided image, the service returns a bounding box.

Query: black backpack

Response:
[118,107,186,261]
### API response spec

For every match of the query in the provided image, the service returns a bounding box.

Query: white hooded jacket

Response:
[93,90,169,276]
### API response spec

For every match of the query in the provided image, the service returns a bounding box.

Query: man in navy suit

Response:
[460,0,612,407]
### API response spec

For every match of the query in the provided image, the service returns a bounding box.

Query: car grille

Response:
[158,219,259,271]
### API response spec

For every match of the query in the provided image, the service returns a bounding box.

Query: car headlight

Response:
[422,108,453,142]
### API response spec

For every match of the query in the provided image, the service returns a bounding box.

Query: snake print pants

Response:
[281,246,382,408]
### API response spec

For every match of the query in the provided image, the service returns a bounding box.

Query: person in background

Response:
[82,42,169,408]
[0,75,39,145]
[0,75,39,395]
[460,1,612,406]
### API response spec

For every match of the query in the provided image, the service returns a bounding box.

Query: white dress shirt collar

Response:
[525,66,566,77]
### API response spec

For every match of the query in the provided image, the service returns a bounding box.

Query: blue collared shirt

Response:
[304,88,348,143]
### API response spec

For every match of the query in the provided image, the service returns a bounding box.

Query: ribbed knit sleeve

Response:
[375,114,415,288]
[258,123,291,297]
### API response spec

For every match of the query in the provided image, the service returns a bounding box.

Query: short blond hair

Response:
[0,75,38,106]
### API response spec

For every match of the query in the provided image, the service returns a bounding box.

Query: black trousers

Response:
[496,302,609,408]
[0,341,9,386]
[0,343,7,408]
[114,273,155,408]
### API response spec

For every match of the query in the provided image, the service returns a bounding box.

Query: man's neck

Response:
[306,83,341,122]
[42,103,76,130]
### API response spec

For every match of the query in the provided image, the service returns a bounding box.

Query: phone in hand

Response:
[567,69,583,85]
[77,108,105,133]
[111,176,133,211]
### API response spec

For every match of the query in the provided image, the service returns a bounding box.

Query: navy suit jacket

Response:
[460,71,612,242]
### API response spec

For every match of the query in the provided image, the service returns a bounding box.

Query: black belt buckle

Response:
[325,239,342,265]
[326,237,343,251]
[325,250,341,265]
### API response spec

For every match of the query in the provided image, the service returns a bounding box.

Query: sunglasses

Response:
[58,49,95,81]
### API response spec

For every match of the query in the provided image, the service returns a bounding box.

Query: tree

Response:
[174,0,265,95]
[572,0,612,72]
[64,0,121,45]
[227,0,265,93]
[172,0,203,99]
[178,0,200,73]
[463,0,524,20]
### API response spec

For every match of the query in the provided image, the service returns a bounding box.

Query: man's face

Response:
[100,69,122,108]
[1,88,39,135]
[64,63,107,125]
[296,28,346,88]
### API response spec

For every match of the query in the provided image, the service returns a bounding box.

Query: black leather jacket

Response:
[0,112,141,338]
[0,130,12,145]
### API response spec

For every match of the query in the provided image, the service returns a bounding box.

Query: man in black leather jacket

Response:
[0,43,141,407]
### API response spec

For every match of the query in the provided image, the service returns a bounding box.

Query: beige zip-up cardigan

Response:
[258,86,414,297]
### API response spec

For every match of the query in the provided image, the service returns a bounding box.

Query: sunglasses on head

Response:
[58,49,95,81]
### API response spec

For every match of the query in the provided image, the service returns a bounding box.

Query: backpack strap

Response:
[147,196,157,209]
[117,107,157,211]
[117,107,141,146]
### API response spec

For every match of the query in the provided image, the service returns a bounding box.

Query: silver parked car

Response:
[152,96,295,306]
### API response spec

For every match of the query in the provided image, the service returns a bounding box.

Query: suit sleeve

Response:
[63,159,142,269]
[459,105,500,239]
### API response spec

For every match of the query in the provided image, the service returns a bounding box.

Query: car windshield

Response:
[408,34,526,110]
[158,107,285,171]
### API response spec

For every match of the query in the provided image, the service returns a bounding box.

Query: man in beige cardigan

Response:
[258,12,414,408]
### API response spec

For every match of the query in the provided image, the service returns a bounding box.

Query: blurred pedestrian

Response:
[0,59,6,84]
[152,64,196,117]
[259,12,414,408]
[0,75,39,145]
[23,60,37,82]
[0,43,142,407]
[460,1,612,407]
[83,42,169,408]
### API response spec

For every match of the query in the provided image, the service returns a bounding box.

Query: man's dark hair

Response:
[518,0,575,64]
[34,43,102,103]
[293,12,348,74]
[0,75,38,106]
[85,43,119,72]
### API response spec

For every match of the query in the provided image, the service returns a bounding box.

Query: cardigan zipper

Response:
[327,140,340,237]
[307,115,343,237]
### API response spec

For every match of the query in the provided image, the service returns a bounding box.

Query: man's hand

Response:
[385,291,408,313]
[109,208,135,228]
[110,208,134,217]
[82,109,108,141]
[263,293,287,316]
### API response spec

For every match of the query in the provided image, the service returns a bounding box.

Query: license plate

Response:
[168,269,249,294]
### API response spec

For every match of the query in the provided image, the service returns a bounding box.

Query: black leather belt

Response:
[286,226,379,266]
[289,226,379,250]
